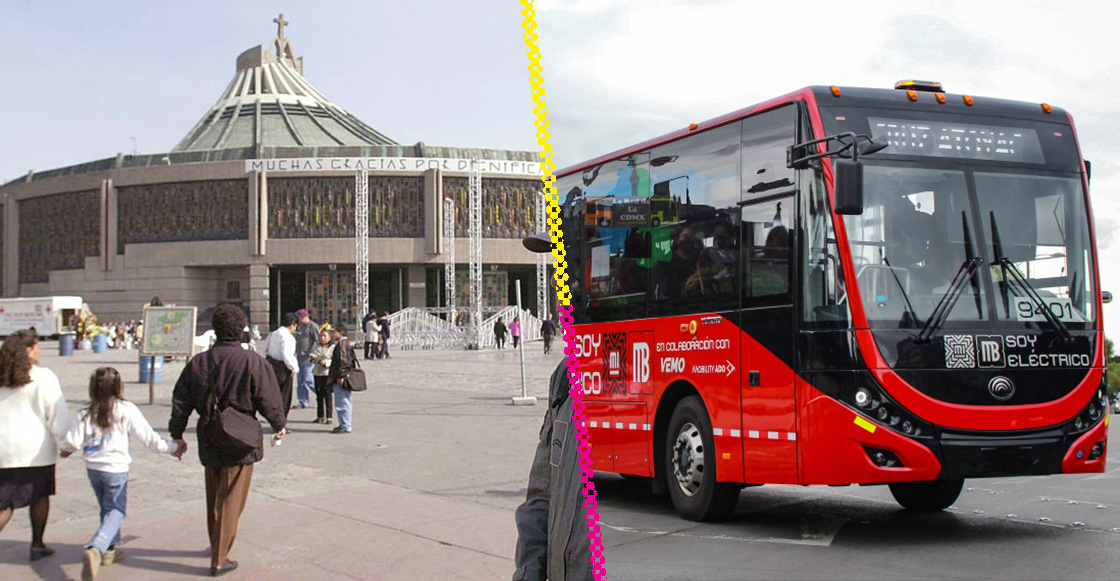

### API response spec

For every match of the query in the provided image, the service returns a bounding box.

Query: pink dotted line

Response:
[559,304,606,579]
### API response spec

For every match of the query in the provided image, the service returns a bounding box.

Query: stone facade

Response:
[18,191,100,283]
[117,180,249,253]
[0,159,544,330]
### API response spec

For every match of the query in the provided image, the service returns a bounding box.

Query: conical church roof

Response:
[173,15,396,152]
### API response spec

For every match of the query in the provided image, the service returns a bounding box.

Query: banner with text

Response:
[246,157,541,176]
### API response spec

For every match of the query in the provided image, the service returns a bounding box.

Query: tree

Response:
[1106,337,1120,400]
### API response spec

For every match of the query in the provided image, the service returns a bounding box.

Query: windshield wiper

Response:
[989,212,1072,341]
[918,212,983,342]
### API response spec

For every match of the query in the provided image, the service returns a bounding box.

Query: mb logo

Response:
[976,335,1004,368]
[632,342,650,383]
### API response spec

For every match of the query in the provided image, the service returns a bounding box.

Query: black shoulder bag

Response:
[205,351,263,453]
[344,342,368,392]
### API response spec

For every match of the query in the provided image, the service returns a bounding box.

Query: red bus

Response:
[557,82,1107,521]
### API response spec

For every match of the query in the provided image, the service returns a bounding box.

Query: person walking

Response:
[364,314,380,360]
[62,367,181,581]
[262,313,300,418]
[310,328,335,425]
[361,309,376,344]
[377,311,391,359]
[169,304,286,577]
[294,309,319,409]
[494,317,508,349]
[328,324,356,433]
[0,329,72,563]
[510,316,522,350]
[540,317,556,354]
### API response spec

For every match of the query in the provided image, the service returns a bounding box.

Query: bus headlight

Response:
[1070,384,1109,435]
[825,371,933,439]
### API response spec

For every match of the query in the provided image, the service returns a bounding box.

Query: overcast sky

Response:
[0,0,537,182]
[538,0,1120,341]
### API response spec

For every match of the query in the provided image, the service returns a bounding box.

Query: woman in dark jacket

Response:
[328,324,356,433]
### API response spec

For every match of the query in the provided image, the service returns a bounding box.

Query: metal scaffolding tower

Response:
[468,160,483,348]
[443,196,456,316]
[355,169,369,329]
[535,191,549,319]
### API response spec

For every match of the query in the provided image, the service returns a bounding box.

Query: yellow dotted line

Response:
[521,3,606,578]
[519,3,566,300]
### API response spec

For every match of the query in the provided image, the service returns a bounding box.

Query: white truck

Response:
[0,296,84,337]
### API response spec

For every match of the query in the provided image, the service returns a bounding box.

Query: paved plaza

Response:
[0,341,565,580]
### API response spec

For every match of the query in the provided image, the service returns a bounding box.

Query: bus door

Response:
[739,197,799,486]
[578,328,653,476]
[606,329,653,476]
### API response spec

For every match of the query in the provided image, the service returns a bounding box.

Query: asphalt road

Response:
[597,421,1120,580]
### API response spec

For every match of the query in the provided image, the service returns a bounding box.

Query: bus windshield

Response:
[842,164,1096,331]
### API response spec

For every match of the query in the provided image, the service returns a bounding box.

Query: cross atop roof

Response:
[271,14,298,68]
[273,14,289,40]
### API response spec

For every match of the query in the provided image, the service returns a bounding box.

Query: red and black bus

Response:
[557,82,1107,521]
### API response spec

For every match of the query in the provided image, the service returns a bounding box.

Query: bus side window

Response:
[739,105,798,310]
[559,181,586,322]
[646,123,741,317]
[801,173,850,327]
[742,197,793,307]
[575,156,655,323]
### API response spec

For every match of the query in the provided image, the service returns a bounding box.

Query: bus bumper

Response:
[1062,415,1108,474]
[800,394,942,485]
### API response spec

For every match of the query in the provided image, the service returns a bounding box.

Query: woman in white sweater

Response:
[62,367,180,580]
[0,329,72,562]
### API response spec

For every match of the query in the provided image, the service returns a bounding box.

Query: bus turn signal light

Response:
[830,85,841,97]
[935,93,946,104]
[906,90,918,101]
[963,95,974,106]
[1042,103,1053,114]
[688,123,698,131]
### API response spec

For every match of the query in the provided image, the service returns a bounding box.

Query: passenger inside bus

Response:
[749,225,790,297]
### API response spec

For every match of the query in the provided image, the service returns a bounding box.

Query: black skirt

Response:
[0,465,56,510]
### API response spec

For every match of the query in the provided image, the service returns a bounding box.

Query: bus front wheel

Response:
[665,395,741,521]
[888,479,964,511]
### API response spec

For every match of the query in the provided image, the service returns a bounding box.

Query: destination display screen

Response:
[869,117,1045,164]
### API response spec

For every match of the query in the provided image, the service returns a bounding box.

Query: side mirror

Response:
[833,160,864,215]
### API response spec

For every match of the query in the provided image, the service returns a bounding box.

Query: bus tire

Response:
[665,395,741,521]
[888,479,964,511]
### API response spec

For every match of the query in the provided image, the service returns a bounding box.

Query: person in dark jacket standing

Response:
[327,324,356,433]
[512,361,592,581]
[540,317,556,355]
[377,312,391,359]
[512,232,592,580]
[293,309,319,409]
[494,317,508,349]
[169,304,286,577]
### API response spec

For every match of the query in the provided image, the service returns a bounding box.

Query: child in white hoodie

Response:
[62,367,181,581]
